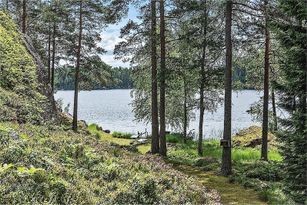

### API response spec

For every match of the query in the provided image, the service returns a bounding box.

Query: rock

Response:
[137,139,147,144]
[245,138,262,148]
[103,129,111,134]
[131,135,138,139]
[80,120,88,127]
[10,131,19,140]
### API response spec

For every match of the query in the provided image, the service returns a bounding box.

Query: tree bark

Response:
[198,1,207,157]
[261,0,270,161]
[183,77,188,143]
[159,0,167,156]
[151,0,159,154]
[51,21,56,94]
[47,25,51,83]
[72,0,83,132]
[221,0,232,176]
[271,87,277,132]
[21,0,26,33]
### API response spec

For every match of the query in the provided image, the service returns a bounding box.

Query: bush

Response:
[112,131,132,139]
[166,133,183,143]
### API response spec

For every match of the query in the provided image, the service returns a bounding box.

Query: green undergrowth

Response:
[0,122,220,204]
[112,131,133,139]
[0,11,52,124]
[165,132,293,205]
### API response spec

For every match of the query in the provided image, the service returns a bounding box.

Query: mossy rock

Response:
[0,11,54,124]
[233,126,276,148]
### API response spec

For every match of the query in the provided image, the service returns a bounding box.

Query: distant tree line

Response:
[55,66,133,90]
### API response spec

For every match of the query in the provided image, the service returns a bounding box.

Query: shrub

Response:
[112,131,132,139]
[166,133,183,143]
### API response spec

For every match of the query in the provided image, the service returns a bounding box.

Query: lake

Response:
[55,89,261,139]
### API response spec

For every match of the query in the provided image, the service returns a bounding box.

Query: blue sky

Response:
[100,6,139,68]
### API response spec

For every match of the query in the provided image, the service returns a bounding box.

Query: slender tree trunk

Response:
[159,0,167,156]
[72,0,83,132]
[300,52,306,132]
[48,25,52,84]
[198,1,207,157]
[271,87,277,131]
[6,0,9,10]
[221,0,232,176]
[51,22,56,94]
[21,0,26,33]
[261,0,270,161]
[151,0,159,154]
[183,77,188,143]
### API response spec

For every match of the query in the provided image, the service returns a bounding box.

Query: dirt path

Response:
[173,164,267,205]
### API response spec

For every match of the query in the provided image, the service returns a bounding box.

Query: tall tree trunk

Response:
[72,0,83,132]
[21,0,26,33]
[300,51,306,133]
[151,0,159,154]
[221,0,232,176]
[159,0,167,156]
[51,22,56,94]
[261,0,270,161]
[6,0,9,10]
[198,1,207,157]
[183,77,187,143]
[47,25,51,83]
[271,87,277,132]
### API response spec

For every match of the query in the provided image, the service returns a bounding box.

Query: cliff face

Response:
[0,11,55,124]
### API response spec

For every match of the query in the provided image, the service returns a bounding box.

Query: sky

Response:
[100,6,139,68]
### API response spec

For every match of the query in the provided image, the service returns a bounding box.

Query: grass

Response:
[164,133,291,205]
[174,164,267,205]
[87,124,133,146]
[87,125,289,205]
[168,138,282,166]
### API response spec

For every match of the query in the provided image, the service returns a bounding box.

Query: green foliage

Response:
[272,1,307,203]
[112,131,132,139]
[0,122,218,204]
[166,133,184,143]
[231,161,295,205]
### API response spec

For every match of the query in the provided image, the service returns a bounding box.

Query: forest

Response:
[0,0,306,204]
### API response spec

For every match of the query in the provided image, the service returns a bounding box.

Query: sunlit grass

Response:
[168,138,282,166]
[87,124,133,146]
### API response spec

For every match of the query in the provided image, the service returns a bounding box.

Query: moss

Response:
[137,144,151,154]
[233,126,277,148]
[174,164,267,205]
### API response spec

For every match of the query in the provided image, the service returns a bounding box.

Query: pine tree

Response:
[159,0,167,156]
[221,0,232,176]
[273,0,307,202]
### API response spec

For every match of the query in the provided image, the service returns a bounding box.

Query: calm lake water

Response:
[55,89,261,139]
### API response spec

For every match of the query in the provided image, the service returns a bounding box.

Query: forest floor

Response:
[88,125,286,205]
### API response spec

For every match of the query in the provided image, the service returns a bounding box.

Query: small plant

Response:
[112,131,132,139]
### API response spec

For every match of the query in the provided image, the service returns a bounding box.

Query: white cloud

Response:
[98,6,139,68]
